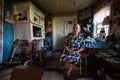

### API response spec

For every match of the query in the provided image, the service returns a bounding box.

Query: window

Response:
[93,6,110,37]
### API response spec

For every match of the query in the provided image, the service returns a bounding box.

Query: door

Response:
[53,18,65,50]
[53,16,77,50]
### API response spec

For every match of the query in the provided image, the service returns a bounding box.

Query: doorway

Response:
[53,16,77,50]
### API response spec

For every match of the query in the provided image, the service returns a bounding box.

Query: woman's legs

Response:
[67,63,74,76]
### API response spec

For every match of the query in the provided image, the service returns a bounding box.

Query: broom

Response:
[3,39,21,65]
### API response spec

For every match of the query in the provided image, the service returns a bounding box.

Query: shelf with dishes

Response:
[13,1,45,26]
[13,1,45,42]
[112,0,120,27]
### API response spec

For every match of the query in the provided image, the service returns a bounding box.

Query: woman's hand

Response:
[64,45,78,55]
[68,50,77,55]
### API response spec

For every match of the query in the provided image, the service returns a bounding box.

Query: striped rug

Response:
[77,78,94,80]
[0,68,14,80]
[41,71,64,80]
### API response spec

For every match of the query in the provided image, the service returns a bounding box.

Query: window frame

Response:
[93,5,111,37]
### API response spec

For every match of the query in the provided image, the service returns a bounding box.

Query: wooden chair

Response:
[29,39,44,65]
[79,51,89,75]
[64,51,88,75]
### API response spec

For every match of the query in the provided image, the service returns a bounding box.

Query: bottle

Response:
[14,6,19,21]
[99,28,106,41]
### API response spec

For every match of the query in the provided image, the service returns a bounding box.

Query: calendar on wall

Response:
[0,0,3,63]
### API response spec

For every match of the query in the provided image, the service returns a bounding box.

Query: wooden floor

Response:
[11,65,44,80]
[0,51,99,80]
[0,67,14,80]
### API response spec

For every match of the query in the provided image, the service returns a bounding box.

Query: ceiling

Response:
[31,0,96,14]
[13,0,96,14]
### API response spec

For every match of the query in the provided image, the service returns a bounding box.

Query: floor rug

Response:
[0,68,13,80]
[41,71,64,80]
[77,77,94,80]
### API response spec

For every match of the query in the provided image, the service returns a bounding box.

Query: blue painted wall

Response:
[3,0,14,61]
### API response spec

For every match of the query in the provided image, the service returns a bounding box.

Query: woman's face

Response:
[73,24,81,34]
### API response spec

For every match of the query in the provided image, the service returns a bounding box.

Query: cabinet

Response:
[13,1,45,42]
[95,49,120,80]
[95,57,120,80]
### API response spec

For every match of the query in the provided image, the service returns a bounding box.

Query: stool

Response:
[79,52,88,75]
